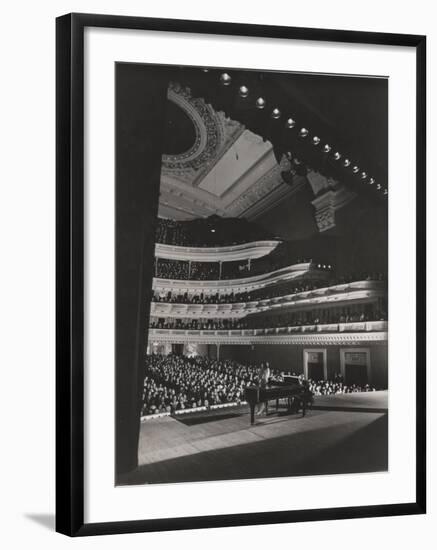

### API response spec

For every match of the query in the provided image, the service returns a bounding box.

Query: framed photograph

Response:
[56,13,426,536]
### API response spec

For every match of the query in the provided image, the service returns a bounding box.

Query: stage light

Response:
[220,73,232,86]
[210,229,216,233]
[343,159,350,167]
[323,144,331,153]
[369,177,375,185]
[202,68,209,73]
[352,166,359,173]
[361,171,367,179]
[312,136,320,145]
[384,188,388,195]
[256,97,266,109]
[271,108,281,119]
[239,85,249,98]
[377,184,382,190]
[299,128,309,138]
[286,117,296,128]
[334,152,341,160]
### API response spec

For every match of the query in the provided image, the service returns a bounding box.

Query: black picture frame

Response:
[56,12,426,537]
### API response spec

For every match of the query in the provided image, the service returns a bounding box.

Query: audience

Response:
[141,354,378,416]
[190,261,220,281]
[155,218,189,246]
[151,274,385,305]
[307,375,376,396]
[155,258,189,280]
[155,217,275,247]
[150,317,248,330]
[246,306,387,330]
[149,305,387,332]
[154,252,385,285]
[142,354,264,415]
[154,256,318,281]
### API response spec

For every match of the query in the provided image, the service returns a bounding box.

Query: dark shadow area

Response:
[259,408,325,423]
[24,513,55,531]
[120,414,387,486]
[172,404,322,427]
[175,411,244,426]
[298,415,388,475]
[311,405,388,414]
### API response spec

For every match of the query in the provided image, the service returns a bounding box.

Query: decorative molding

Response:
[192,110,245,186]
[147,329,388,346]
[162,82,242,181]
[311,186,356,232]
[158,86,360,224]
[153,262,315,292]
[150,283,387,319]
[228,163,284,217]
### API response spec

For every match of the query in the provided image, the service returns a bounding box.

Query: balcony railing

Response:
[151,280,387,318]
[154,240,281,263]
[148,320,388,342]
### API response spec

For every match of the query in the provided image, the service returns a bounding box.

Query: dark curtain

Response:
[115,64,170,480]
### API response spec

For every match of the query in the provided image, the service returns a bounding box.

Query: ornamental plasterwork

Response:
[159,86,300,220]
[227,163,285,217]
[229,153,306,219]
[149,287,386,319]
[161,82,243,182]
[147,330,388,346]
[311,186,356,232]
[314,206,336,232]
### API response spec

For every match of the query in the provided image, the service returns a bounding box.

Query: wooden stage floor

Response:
[119,391,388,486]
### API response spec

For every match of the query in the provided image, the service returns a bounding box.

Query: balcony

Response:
[154,240,281,263]
[147,320,388,345]
[153,261,325,293]
[150,280,387,318]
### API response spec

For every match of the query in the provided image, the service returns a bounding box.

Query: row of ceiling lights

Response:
[216,72,387,197]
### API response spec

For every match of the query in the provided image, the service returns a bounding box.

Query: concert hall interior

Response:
[115,63,388,485]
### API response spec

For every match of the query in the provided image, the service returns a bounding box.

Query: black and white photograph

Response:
[0,0,431,545]
[115,63,389,487]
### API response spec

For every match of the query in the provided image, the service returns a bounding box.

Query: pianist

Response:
[256,362,271,415]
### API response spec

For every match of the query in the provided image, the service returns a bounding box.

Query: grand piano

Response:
[244,376,313,425]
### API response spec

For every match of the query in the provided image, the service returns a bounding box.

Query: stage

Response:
[119,391,388,486]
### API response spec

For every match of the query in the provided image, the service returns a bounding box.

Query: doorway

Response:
[303,349,327,381]
[340,348,371,386]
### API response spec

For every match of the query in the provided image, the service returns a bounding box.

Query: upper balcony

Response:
[154,239,281,263]
[153,261,330,293]
[155,215,279,249]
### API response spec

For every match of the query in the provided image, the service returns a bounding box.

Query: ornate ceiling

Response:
[158,82,354,228]
[160,83,296,221]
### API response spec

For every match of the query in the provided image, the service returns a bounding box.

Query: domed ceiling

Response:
[159,83,293,221]
[158,82,353,230]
